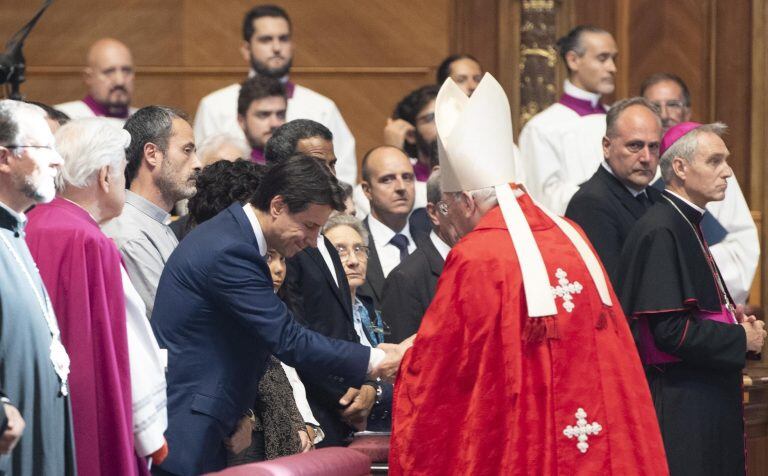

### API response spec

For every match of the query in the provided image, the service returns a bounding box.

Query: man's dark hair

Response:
[237,76,286,116]
[639,72,691,107]
[252,154,345,213]
[243,4,292,42]
[123,105,189,187]
[25,101,71,126]
[264,119,333,164]
[188,159,265,226]
[436,54,481,84]
[392,85,439,157]
[556,25,609,72]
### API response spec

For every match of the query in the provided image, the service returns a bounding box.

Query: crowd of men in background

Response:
[0,4,764,476]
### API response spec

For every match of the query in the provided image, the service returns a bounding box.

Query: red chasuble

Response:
[26,198,140,476]
[389,194,668,475]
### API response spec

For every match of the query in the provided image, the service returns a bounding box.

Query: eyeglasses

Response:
[336,245,370,261]
[651,100,688,112]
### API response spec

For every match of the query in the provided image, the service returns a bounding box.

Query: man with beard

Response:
[194,5,357,185]
[57,38,136,123]
[238,75,287,164]
[640,73,759,305]
[0,100,75,476]
[519,25,618,214]
[103,106,201,318]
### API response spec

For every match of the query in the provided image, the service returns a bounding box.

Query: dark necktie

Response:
[390,233,410,263]
[636,192,651,210]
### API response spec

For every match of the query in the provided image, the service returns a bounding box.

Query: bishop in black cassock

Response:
[616,122,764,476]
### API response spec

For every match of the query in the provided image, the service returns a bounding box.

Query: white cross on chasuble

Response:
[563,408,603,453]
[550,268,583,312]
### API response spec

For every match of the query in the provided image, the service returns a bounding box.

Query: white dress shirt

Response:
[429,230,451,261]
[367,214,417,278]
[316,234,338,287]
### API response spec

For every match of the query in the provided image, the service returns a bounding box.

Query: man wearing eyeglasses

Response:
[565,97,663,285]
[641,73,759,305]
[0,100,75,476]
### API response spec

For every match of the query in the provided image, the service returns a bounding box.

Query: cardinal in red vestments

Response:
[25,119,148,475]
[388,74,668,475]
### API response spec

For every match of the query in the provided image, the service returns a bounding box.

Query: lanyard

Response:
[0,232,70,396]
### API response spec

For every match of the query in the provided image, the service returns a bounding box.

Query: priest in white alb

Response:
[519,25,618,214]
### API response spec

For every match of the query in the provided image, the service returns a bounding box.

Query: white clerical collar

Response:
[0,199,27,225]
[601,161,647,197]
[243,204,269,258]
[368,213,412,245]
[664,189,706,214]
[564,79,602,108]
[429,230,451,260]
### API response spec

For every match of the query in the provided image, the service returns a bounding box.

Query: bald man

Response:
[57,38,136,123]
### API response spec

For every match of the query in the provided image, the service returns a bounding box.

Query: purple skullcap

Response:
[660,121,702,157]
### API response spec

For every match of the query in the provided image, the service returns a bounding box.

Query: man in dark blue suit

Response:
[151,156,404,475]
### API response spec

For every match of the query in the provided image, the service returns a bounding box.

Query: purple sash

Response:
[637,305,736,365]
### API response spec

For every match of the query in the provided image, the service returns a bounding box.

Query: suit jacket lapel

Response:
[363,217,386,302]
[416,234,445,276]
[597,166,646,219]
[305,243,352,318]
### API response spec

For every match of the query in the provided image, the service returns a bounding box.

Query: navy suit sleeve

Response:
[208,242,370,387]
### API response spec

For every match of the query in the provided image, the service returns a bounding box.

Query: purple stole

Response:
[558,93,607,116]
[82,95,130,119]
[250,148,266,164]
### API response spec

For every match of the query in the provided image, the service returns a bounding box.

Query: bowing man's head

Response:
[251,155,346,258]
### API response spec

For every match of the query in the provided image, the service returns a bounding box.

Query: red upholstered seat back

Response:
[205,447,371,476]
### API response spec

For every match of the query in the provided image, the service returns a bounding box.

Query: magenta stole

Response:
[25,198,143,475]
[637,306,737,365]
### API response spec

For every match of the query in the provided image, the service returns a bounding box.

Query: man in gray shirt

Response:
[103,106,200,318]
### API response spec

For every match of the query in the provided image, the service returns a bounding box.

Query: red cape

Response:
[26,198,140,476]
[389,194,668,475]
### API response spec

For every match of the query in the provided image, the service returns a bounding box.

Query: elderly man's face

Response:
[85,40,134,108]
[678,132,732,206]
[643,80,691,133]
[155,118,200,202]
[568,32,618,95]
[3,112,63,206]
[603,105,661,191]
[103,157,127,222]
[243,16,293,78]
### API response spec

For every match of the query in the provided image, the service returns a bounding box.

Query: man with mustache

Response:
[194,4,357,185]
[237,75,287,164]
[616,122,766,475]
[565,97,663,285]
[640,73,759,305]
[57,38,136,124]
[103,106,201,319]
[519,25,618,214]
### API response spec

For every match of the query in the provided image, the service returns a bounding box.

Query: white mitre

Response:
[435,73,612,318]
